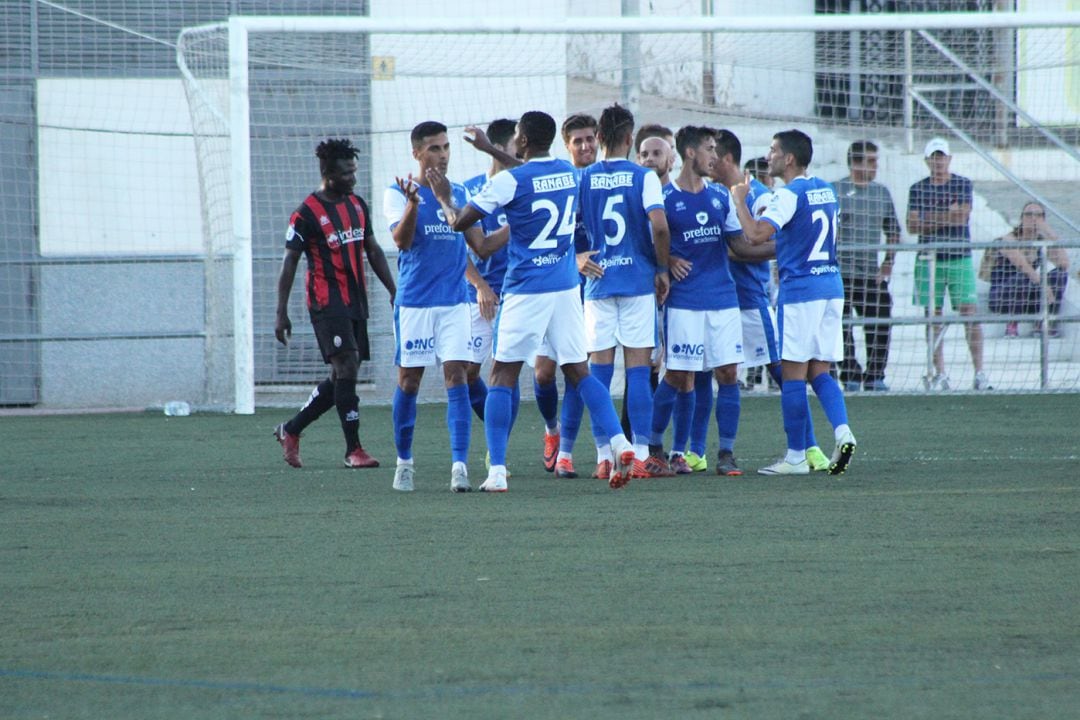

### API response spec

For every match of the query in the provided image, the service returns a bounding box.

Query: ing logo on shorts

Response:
[470,336,484,349]
[670,343,705,357]
[404,336,435,352]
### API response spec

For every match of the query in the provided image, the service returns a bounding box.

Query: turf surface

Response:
[2,395,1078,718]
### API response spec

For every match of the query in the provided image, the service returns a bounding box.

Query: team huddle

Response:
[273,105,857,492]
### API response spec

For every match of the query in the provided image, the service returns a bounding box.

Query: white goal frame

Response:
[179,11,1080,413]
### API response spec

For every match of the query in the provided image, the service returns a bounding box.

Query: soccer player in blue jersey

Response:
[554,104,671,481]
[692,129,830,474]
[383,121,485,493]
[461,118,517,425]
[731,129,857,475]
[273,138,396,470]
[435,110,637,492]
[647,126,767,478]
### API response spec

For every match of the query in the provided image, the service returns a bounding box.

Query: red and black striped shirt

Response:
[285,192,373,320]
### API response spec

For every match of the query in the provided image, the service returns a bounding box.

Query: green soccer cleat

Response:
[683,450,708,472]
[805,445,830,472]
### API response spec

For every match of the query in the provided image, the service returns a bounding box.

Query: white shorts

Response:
[740,305,780,368]
[663,306,744,371]
[584,293,657,352]
[778,298,844,363]
[469,303,494,364]
[393,303,472,368]
[495,287,587,366]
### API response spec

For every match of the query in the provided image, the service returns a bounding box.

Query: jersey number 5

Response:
[809,209,837,262]
[529,196,576,250]
[602,194,627,246]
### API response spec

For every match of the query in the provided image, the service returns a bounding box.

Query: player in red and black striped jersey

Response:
[273,138,396,469]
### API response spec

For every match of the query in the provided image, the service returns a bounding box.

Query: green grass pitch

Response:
[2,394,1078,719]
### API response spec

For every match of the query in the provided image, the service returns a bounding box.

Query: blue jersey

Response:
[759,175,843,304]
[463,172,509,301]
[728,177,772,310]
[468,157,579,295]
[383,182,469,308]
[664,180,741,311]
[579,159,665,300]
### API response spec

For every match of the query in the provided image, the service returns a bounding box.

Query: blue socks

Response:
[690,371,713,456]
[650,379,678,446]
[484,385,514,466]
[559,382,584,453]
[573,374,624,445]
[780,380,808,452]
[624,365,653,448]
[446,383,472,464]
[533,378,559,431]
[714,382,740,453]
[810,373,849,430]
[392,386,418,460]
[467,377,488,420]
[672,388,694,454]
[588,362,616,448]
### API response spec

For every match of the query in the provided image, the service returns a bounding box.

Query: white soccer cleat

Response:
[757,458,810,476]
[393,463,415,492]
[973,371,993,391]
[479,468,508,493]
[451,462,472,493]
[828,429,858,476]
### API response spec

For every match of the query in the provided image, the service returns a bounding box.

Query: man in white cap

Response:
[906,137,990,391]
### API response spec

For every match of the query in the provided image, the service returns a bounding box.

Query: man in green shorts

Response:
[906,137,990,391]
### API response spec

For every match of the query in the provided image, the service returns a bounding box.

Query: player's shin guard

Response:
[690,371,713,457]
[780,381,809,452]
[334,378,361,452]
[467,378,488,421]
[588,362,616,448]
[484,385,514,466]
[392,386,418,460]
[649,379,678,446]
[509,379,521,431]
[290,378,335,435]
[446,383,472,464]
[573,374,625,447]
[671,388,694,455]
[625,365,653,449]
[533,378,559,430]
[559,382,584,454]
[810,373,850,430]
[715,382,740,453]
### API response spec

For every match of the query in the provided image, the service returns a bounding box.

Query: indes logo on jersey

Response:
[806,188,837,205]
[590,172,634,190]
[325,226,364,249]
[532,173,576,193]
[670,343,705,357]
[696,211,709,225]
[404,336,435,352]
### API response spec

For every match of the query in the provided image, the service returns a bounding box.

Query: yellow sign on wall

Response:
[372,56,395,81]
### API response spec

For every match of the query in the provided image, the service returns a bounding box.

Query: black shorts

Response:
[312,316,370,363]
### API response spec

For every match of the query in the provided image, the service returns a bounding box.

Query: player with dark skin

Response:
[274,141,396,467]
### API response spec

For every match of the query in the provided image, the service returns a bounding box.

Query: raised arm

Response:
[387,176,419,251]
[464,125,521,168]
[730,173,777,245]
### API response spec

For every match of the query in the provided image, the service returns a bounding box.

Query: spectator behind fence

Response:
[834,140,902,392]
[985,201,1070,338]
[906,137,990,391]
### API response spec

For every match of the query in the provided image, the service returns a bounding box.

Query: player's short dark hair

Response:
[315,138,359,176]
[597,103,635,149]
[560,113,598,143]
[774,129,814,168]
[487,118,517,147]
[635,123,674,153]
[847,140,879,167]
[520,111,558,152]
[711,128,742,165]
[675,125,714,160]
[410,121,448,149]
[744,156,768,176]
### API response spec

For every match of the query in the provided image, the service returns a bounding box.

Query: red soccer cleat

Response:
[592,460,612,480]
[635,455,675,478]
[274,423,302,468]
[542,431,560,472]
[554,457,578,478]
[608,449,636,489]
[344,446,380,468]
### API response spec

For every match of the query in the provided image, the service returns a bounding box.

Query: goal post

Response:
[177,9,1080,410]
